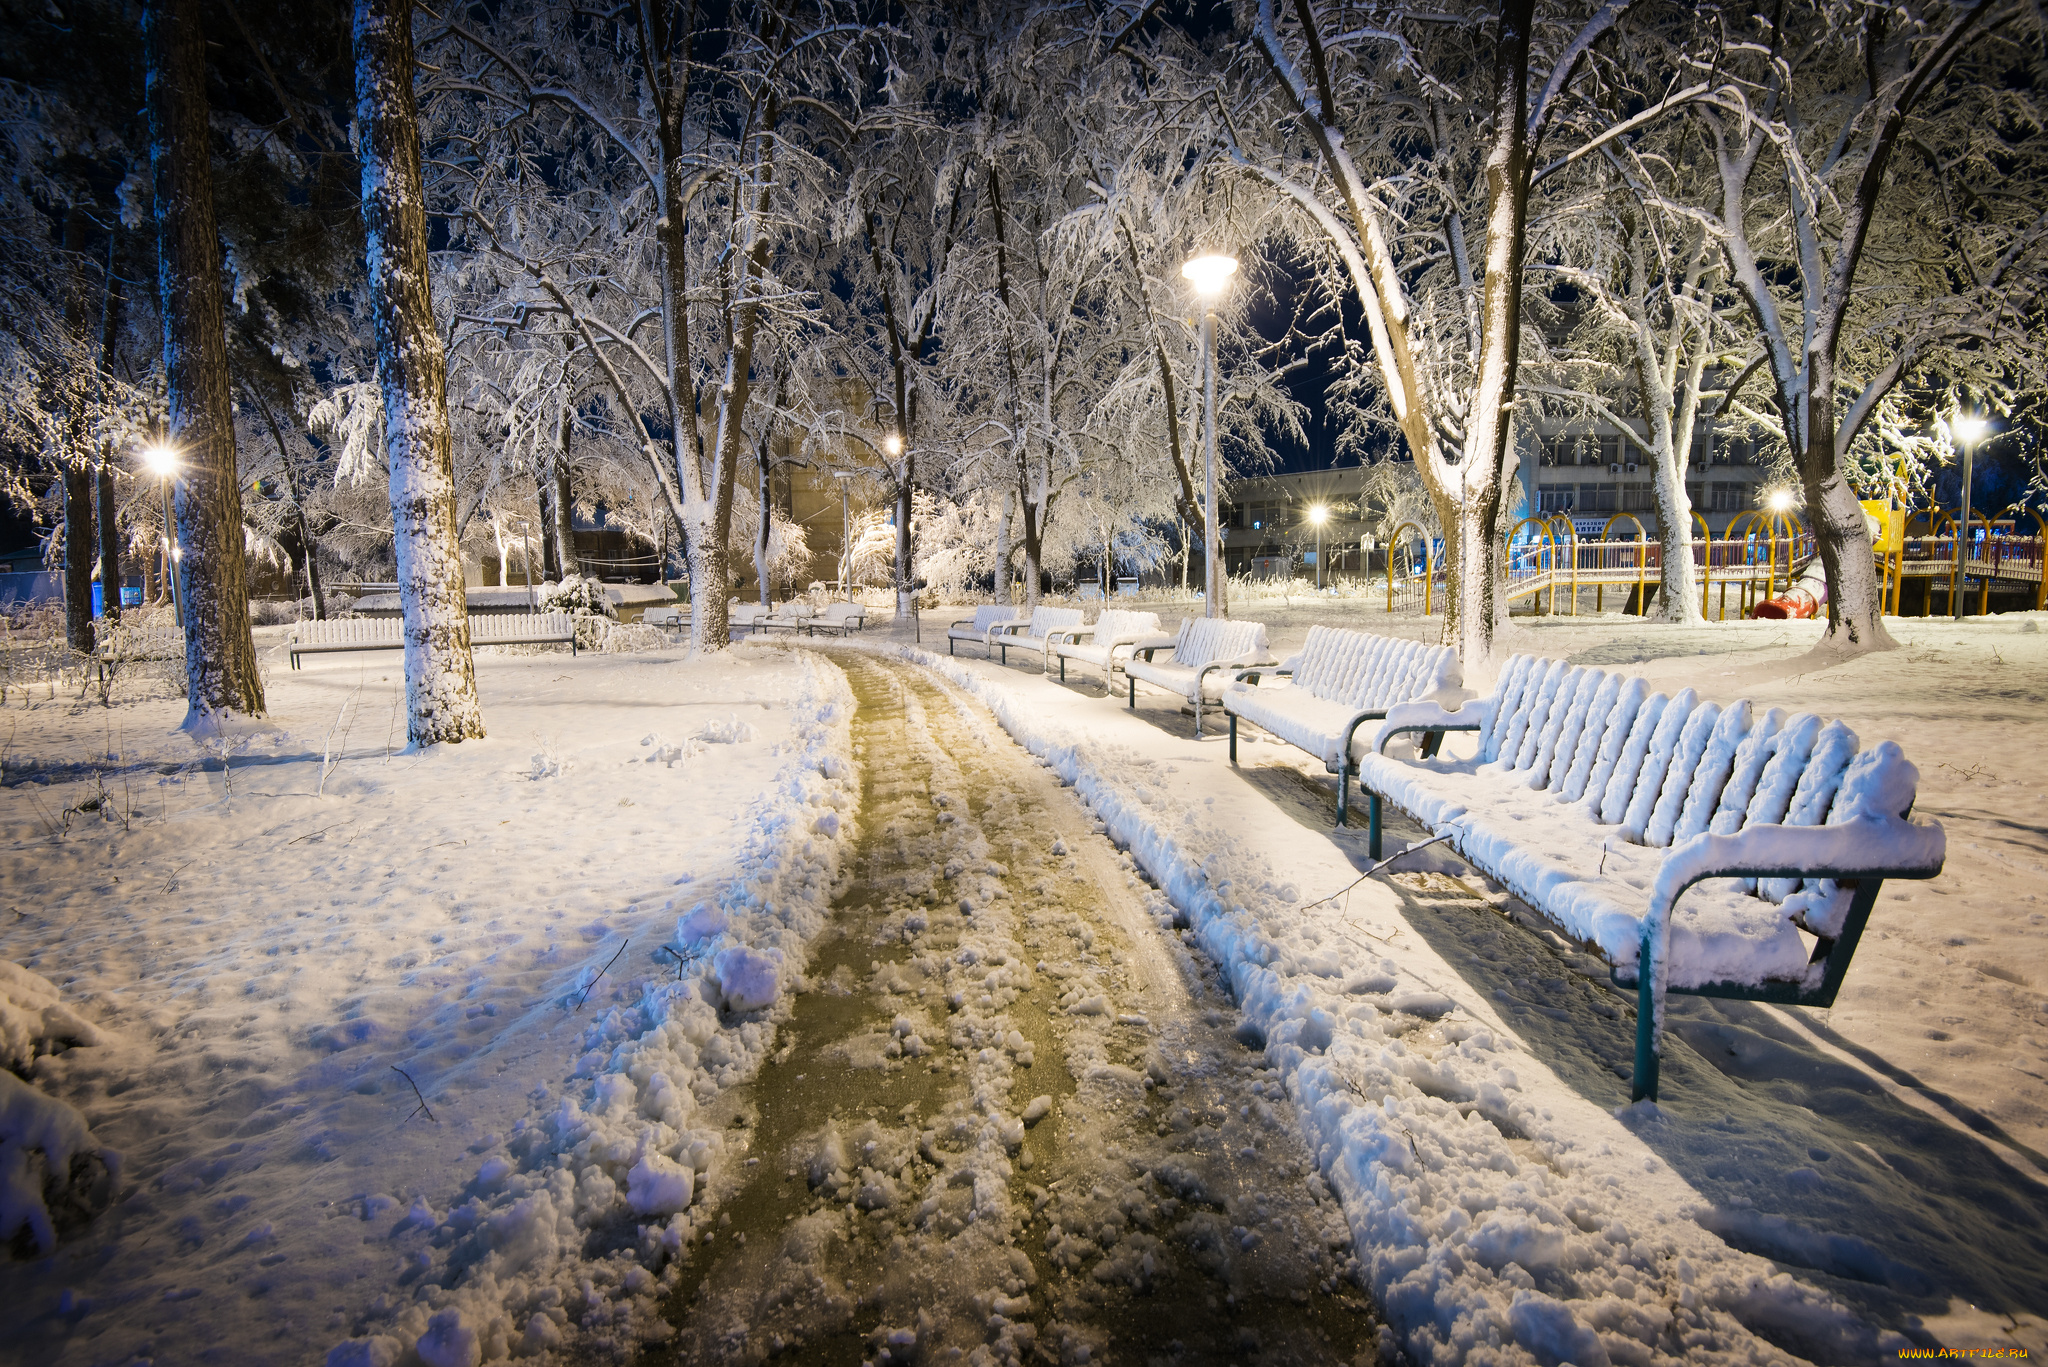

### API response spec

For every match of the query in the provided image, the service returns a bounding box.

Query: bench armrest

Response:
[1233,666,1293,687]
[1045,626,1091,647]
[1371,697,1491,754]
[1197,652,1277,690]
[1129,633,1181,661]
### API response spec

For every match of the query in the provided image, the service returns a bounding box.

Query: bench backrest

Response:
[817,602,865,625]
[1091,608,1160,641]
[1026,606,1084,636]
[473,612,574,639]
[1169,616,1268,669]
[1476,653,1919,900]
[1291,627,1460,710]
[963,605,1015,634]
[729,603,773,626]
[293,618,402,645]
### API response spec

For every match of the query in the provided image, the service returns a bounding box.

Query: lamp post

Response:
[143,444,184,627]
[1182,252,1238,618]
[1949,413,1986,620]
[1308,503,1329,590]
[833,469,856,601]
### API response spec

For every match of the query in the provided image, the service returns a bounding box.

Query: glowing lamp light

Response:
[1949,414,1987,446]
[1308,504,1329,525]
[883,434,903,457]
[1180,253,1239,298]
[1767,489,1796,513]
[142,445,179,478]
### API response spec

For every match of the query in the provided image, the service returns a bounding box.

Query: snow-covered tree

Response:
[354,0,484,745]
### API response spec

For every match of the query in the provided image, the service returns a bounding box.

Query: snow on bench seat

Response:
[807,602,867,636]
[1046,609,1162,692]
[1361,653,1945,1100]
[991,606,1085,668]
[947,605,1020,656]
[288,612,576,667]
[1122,617,1274,737]
[1221,626,1467,823]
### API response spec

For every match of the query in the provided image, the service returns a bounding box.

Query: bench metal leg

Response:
[1367,791,1381,860]
[948,638,955,655]
[1228,714,1237,763]
[1335,757,1348,825]
[1059,657,1065,682]
[1422,730,1443,759]
[1193,697,1203,739]
[1128,675,1135,708]
[1632,967,1660,1103]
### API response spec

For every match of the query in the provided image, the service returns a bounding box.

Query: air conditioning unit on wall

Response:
[1609,463,1622,474]
[1625,462,1639,473]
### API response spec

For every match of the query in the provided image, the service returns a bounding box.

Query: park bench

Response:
[727,603,774,640]
[1122,617,1274,738]
[1358,653,1946,1100]
[990,606,1085,668]
[288,612,577,668]
[1221,627,1467,824]
[94,622,184,663]
[642,605,688,631]
[947,605,1019,656]
[806,602,868,636]
[1046,609,1162,692]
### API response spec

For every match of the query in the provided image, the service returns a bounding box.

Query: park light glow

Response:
[883,433,903,456]
[1767,489,1796,513]
[1949,413,1987,446]
[1180,253,1239,298]
[1308,504,1329,525]
[142,444,179,477]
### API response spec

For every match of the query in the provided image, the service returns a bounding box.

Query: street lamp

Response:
[1949,412,1987,619]
[833,469,856,601]
[1182,252,1238,618]
[142,444,184,627]
[1766,489,1795,514]
[1308,503,1329,590]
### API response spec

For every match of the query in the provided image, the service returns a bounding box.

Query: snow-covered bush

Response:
[538,574,616,619]
[598,623,669,653]
[1,964,117,1254]
[1,961,101,1073]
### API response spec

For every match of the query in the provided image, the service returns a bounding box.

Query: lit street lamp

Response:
[143,444,184,627]
[1308,503,1329,590]
[1949,412,1987,620]
[833,469,856,601]
[1182,252,1238,618]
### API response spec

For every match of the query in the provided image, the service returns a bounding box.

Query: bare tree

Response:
[354,0,484,745]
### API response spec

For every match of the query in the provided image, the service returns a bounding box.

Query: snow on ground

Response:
[879,600,2048,1365]
[4,602,2044,1367]
[0,635,856,1366]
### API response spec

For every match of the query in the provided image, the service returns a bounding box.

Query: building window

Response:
[1622,481,1655,511]
[1579,483,1616,513]
[1595,435,1620,466]
[1710,481,1745,512]
[1537,483,1574,512]
[1717,438,1751,466]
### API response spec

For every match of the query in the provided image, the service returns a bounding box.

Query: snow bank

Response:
[1,959,101,1073]
[326,649,858,1364]
[892,643,1905,1367]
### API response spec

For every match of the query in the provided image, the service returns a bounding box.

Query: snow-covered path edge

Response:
[329,649,860,1367]
[888,644,1905,1367]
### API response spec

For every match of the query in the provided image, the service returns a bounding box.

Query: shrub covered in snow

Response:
[0,965,118,1254]
[1,961,101,1072]
[538,574,617,619]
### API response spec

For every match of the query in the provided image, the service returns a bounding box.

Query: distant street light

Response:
[1949,412,1987,620]
[1182,253,1238,618]
[142,444,184,627]
[833,469,856,601]
[1766,488,1795,513]
[883,433,903,457]
[1308,503,1329,590]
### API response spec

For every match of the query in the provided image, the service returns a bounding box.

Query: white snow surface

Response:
[868,628,2032,1367]
[0,641,856,1366]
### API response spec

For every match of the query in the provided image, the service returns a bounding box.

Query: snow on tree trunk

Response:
[96,460,121,626]
[894,458,915,622]
[354,0,484,746]
[144,0,265,726]
[61,464,95,653]
[1803,366,1890,652]
[994,486,1014,606]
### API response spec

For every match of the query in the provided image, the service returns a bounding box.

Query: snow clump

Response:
[1,960,101,1072]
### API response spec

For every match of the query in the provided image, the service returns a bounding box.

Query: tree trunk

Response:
[1020,478,1043,612]
[62,465,96,652]
[994,486,1014,604]
[534,458,560,582]
[354,0,484,745]
[894,455,915,621]
[754,434,774,607]
[96,461,122,625]
[1802,362,1889,650]
[552,405,577,576]
[144,0,265,725]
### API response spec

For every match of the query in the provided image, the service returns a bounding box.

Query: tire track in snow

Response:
[653,656,1384,1365]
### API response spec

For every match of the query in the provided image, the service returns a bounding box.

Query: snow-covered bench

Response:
[727,602,774,640]
[288,612,577,668]
[806,601,867,636]
[947,605,1020,656]
[990,605,1086,668]
[1122,617,1274,738]
[1221,627,1467,824]
[1360,654,1947,1100]
[1046,608,1162,691]
[94,623,183,662]
[642,605,687,630]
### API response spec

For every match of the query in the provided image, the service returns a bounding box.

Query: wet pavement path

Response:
[653,654,1382,1366]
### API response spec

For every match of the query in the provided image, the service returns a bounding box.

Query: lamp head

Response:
[1180,253,1239,299]
[1308,504,1329,525]
[833,469,855,481]
[142,444,179,478]
[1767,489,1795,513]
[1950,413,1987,446]
[883,434,903,457]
